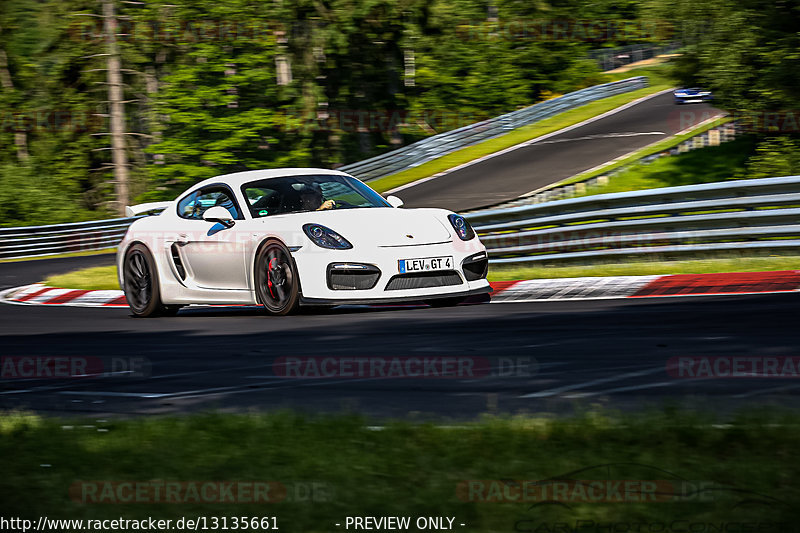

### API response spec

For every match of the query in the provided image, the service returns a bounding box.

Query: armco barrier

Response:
[0,217,140,260]
[3,176,800,263]
[465,176,800,265]
[340,76,648,182]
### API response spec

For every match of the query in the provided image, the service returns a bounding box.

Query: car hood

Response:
[265,207,455,247]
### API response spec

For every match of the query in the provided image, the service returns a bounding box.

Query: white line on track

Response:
[563,381,675,398]
[519,112,726,198]
[732,383,800,399]
[519,365,666,398]
[534,131,665,145]
[146,363,285,381]
[57,380,288,399]
[52,366,468,401]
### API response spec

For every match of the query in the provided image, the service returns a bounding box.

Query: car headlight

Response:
[302,223,353,249]
[447,214,475,241]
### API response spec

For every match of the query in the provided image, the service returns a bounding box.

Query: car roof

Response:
[192,167,353,190]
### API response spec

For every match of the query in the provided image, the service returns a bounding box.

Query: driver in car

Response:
[299,183,335,211]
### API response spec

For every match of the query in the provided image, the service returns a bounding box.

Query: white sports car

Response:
[117,168,491,317]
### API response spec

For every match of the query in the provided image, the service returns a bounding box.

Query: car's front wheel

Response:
[123,243,168,318]
[255,241,300,316]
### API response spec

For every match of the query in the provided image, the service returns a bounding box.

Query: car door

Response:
[173,184,249,291]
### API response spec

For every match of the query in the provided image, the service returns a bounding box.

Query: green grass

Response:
[559,116,736,191]
[369,83,671,194]
[0,248,116,264]
[572,136,756,197]
[487,254,800,281]
[44,265,119,290]
[1,410,798,530]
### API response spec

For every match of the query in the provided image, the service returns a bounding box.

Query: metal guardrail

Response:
[588,43,681,72]
[3,177,798,264]
[465,176,800,265]
[340,76,648,182]
[0,217,140,260]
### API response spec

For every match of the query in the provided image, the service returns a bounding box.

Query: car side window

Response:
[177,186,243,220]
[177,191,198,219]
[242,186,282,218]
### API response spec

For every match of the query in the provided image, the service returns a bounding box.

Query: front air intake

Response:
[384,270,463,291]
[462,252,488,281]
[327,263,381,290]
[170,243,186,280]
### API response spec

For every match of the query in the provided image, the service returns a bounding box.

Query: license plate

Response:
[399,256,453,273]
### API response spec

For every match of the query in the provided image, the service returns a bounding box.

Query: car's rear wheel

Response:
[255,241,300,316]
[123,243,167,318]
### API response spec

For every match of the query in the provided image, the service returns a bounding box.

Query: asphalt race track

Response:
[2,255,799,419]
[400,91,721,211]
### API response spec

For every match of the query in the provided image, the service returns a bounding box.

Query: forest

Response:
[1,0,798,225]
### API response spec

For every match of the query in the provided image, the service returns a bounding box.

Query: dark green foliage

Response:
[646,0,800,182]
[1,410,798,528]
[0,0,656,225]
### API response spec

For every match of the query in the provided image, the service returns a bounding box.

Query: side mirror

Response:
[203,206,235,228]
[386,195,404,208]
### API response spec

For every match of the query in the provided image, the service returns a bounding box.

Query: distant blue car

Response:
[674,88,713,104]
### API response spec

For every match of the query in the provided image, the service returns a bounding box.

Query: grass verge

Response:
[0,248,116,264]
[44,265,119,290]
[559,115,734,192]
[488,254,800,281]
[369,83,671,194]
[1,410,798,529]
[567,135,755,197]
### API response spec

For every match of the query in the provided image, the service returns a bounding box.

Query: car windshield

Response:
[241,174,391,218]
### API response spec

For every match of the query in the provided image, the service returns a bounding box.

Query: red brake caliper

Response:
[267,257,277,299]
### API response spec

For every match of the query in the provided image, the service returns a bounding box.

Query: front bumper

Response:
[292,240,490,304]
[674,95,713,104]
[300,284,492,306]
